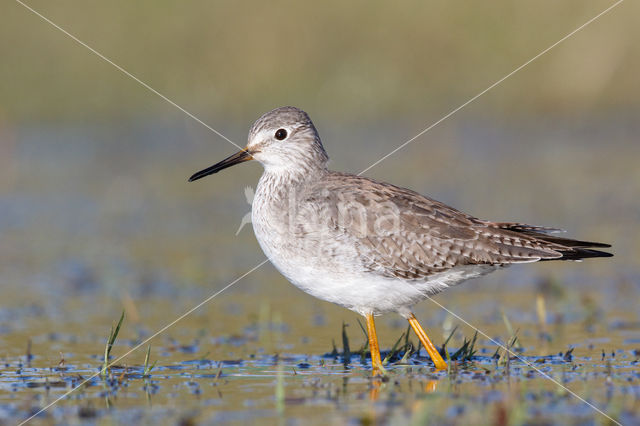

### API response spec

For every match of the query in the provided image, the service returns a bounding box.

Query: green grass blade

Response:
[101,310,125,378]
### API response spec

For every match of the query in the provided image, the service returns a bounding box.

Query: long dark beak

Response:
[188,149,253,182]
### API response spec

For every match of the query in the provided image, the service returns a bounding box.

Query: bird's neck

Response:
[256,165,325,206]
[261,160,327,183]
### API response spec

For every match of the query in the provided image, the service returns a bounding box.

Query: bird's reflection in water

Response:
[368,376,439,402]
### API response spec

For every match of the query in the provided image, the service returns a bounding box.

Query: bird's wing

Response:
[302,172,610,280]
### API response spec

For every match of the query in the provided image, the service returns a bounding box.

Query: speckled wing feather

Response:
[304,172,611,280]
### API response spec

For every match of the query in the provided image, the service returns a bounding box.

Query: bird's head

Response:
[189,106,328,182]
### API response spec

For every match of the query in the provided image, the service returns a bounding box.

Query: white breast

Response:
[251,173,496,315]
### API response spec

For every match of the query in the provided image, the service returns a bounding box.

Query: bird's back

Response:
[297,171,612,281]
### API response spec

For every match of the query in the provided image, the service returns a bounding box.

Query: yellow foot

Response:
[365,313,390,376]
[371,361,388,377]
[407,313,448,371]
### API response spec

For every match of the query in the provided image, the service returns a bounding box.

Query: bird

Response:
[189,106,612,373]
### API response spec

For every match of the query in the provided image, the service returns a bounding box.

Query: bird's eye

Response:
[275,129,287,140]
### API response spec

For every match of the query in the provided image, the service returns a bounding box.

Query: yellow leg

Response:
[407,313,448,370]
[365,313,384,374]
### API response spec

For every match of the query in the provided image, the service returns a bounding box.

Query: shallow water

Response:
[1,276,638,425]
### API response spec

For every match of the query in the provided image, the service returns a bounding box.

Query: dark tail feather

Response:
[544,247,613,261]
[520,233,612,249]
[508,228,613,261]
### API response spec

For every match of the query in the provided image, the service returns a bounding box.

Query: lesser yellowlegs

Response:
[189,106,612,373]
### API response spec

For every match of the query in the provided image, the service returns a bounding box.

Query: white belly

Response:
[251,206,494,315]
[249,171,498,315]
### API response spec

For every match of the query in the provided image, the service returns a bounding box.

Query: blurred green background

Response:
[1,1,638,121]
[0,1,639,423]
